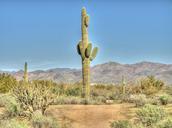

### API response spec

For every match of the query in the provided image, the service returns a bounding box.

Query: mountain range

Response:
[1,61,172,85]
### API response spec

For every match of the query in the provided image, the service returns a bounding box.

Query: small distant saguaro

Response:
[77,7,98,98]
[23,62,28,83]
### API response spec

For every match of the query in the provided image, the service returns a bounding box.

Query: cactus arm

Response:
[90,47,98,61]
[85,15,89,27]
[78,41,85,60]
[77,44,81,55]
[85,43,92,58]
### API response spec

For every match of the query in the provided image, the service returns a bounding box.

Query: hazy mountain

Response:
[2,61,172,84]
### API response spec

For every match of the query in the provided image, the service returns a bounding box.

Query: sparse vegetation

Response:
[0,94,21,118]
[140,76,164,95]
[159,94,170,105]
[110,120,132,128]
[136,104,166,127]
[0,119,29,128]
[32,110,58,128]
[0,73,17,93]
[157,118,172,128]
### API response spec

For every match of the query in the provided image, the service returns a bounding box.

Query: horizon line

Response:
[0,60,171,72]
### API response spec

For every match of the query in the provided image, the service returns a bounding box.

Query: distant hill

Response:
[1,61,172,84]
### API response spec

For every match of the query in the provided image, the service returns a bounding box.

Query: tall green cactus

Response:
[122,76,126,95]
[23,62,28,83]
[77,7,98,98]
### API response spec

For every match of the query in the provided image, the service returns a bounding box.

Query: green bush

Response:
[32,110,59,128]
[65,85,81,96]
[157,118,172,128]
[128,94,148,107]
[110,120,132,128]
[0,119,29,128]
[0,94,21,118]
[159,94,170,105]
[136,104,166,126]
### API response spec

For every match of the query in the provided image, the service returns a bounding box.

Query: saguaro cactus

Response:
[122,76,126,95]
[77,7,98,98]
[23,62,28,83]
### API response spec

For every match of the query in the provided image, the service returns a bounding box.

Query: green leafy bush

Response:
[136,104,166,126]
[159,94,170,105]
[110,120,132,128]
[157,118,172,128]
[65,85,81,96]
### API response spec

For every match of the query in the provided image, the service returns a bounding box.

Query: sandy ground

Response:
[46,104,135,128]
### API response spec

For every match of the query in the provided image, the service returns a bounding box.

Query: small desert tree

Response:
[140,76,164,95]
[0,73,18,93]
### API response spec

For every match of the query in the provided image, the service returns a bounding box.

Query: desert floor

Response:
[46,103,136,128]
[1,103,172,128]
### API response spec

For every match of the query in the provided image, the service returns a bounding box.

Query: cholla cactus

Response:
[12,82,55,116]
[77,7,98,98]
[23,62,28,83]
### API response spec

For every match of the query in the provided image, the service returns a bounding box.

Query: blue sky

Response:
[0,0,172,71]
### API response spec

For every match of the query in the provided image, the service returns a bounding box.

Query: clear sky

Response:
[0,0,172,71]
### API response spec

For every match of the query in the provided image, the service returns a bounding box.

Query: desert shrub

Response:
[136,104,166,127]
[32,110,58,128]
[94,96,106,104]
[149,96,160,105]
[140,76,164,95]
[132,123,145,128]
[0,119,29,128]
[33,80,57,88]
[12,82,55,116]
[163,86,172,95]
[53,96,82,105]
[157,118,172,128]
[110,120,132,128]
[128,94,148,107]
[65,85,81,96]
[80,98,96,105]
[128,84,142,94]
[0,94,21,118]
[159,94,170,105]
[0,73,18,93]
[90,84,121,103]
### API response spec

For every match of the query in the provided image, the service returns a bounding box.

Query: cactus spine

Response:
[77,7,98,98]
[23,62,28,83]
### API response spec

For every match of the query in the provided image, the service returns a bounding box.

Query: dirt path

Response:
[47,104,134,128]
